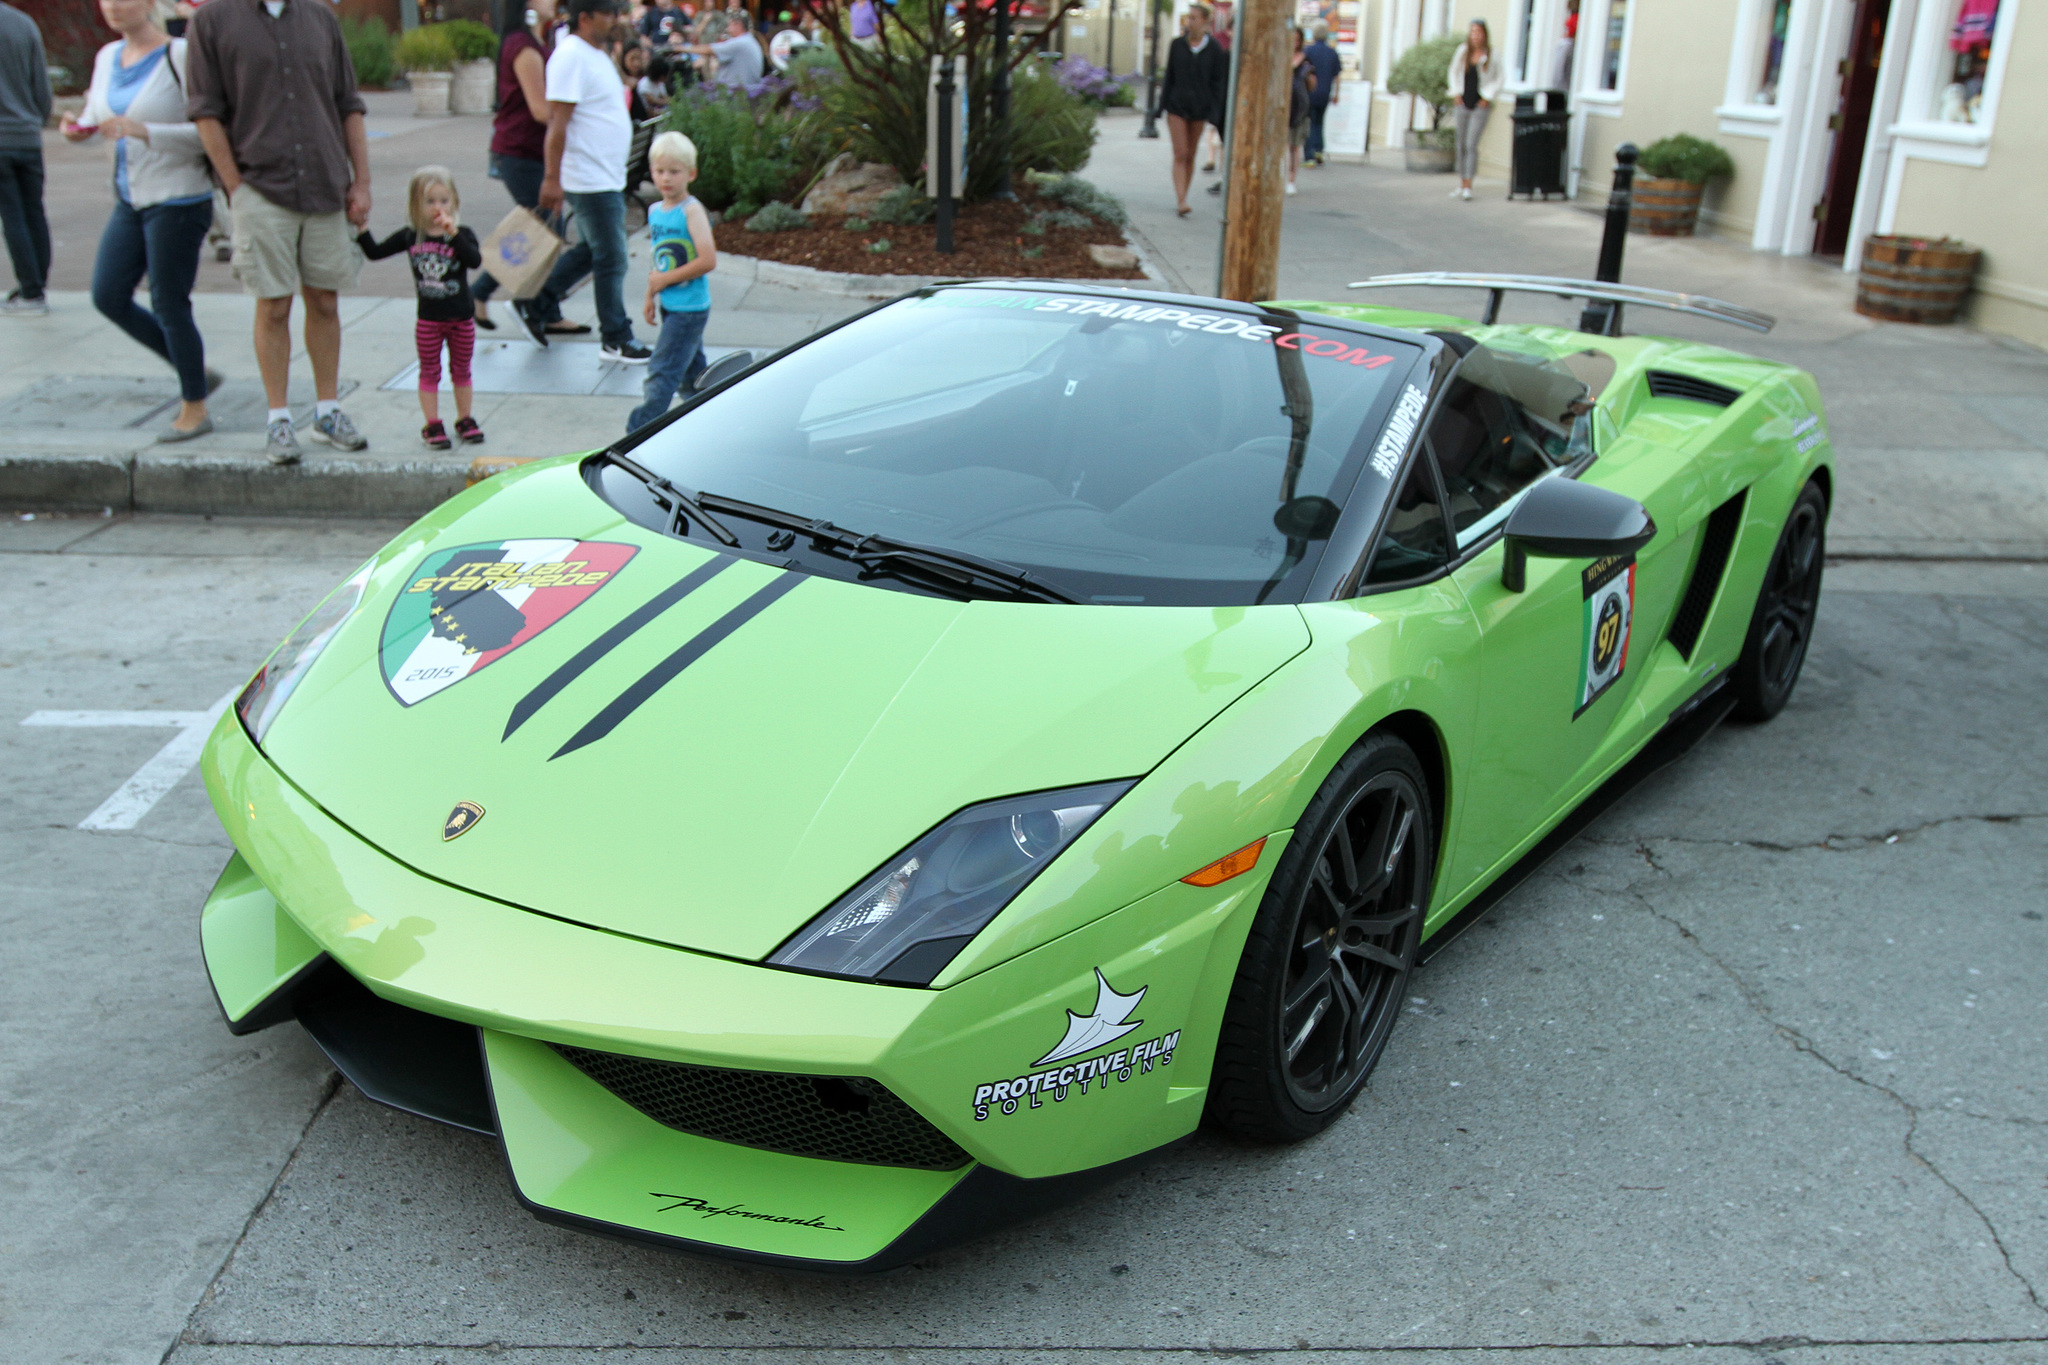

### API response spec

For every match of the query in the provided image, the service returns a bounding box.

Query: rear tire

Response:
[1732,479,1828,722]
[1205,733,1432,1143]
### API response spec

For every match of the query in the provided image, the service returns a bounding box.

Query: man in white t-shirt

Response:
[520,0,650,361]
[681,10,764,87]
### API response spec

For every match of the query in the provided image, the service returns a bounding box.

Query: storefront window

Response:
[1935,0,1997,122]
[1753,0,1790,102]
[1599,0,1627,90]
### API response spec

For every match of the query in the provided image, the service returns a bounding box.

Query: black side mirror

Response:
[1501,477,1656,591]
[693,349,755,392]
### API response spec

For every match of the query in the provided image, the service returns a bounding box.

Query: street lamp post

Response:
[936,55,958,252]
[992,0,1015,196]
[1139,0,1161,138]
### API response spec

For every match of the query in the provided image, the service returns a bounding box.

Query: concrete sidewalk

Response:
[0,249,867,517]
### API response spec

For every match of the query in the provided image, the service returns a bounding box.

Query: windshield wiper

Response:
[596,450,740,547]
[696,492,1082,605]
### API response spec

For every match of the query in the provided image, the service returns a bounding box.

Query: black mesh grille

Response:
[1667,490,1747,660]
[1647,370,1743,408]
[555,1046,971,1171]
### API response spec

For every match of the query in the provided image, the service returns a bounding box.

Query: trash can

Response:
[1510,90,1568,200]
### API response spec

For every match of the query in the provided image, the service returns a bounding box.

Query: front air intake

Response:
[555,1046,972,1170]
[1646,371,1743,408]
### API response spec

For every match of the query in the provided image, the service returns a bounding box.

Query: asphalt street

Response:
[3,511,2044,1365]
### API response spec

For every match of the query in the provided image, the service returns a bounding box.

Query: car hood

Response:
[260,465,1311,960]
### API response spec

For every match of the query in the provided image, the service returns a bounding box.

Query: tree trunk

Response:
[1218,0,1291,303]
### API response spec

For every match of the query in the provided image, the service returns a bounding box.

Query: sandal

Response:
[422,420,451,450]
[454,416,485,445]
[1177,204,1192,217]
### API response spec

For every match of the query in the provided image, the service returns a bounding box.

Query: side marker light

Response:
[1181,837,1268,887]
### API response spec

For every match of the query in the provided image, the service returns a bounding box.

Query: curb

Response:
[4,447,470,518]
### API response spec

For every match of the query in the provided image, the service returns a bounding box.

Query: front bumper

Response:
[199,712,1284,1269]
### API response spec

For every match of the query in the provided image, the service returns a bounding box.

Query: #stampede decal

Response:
[972,969,1180,1122]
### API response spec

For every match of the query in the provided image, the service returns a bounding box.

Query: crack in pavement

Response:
[1584,811,2046,855]
[1616,840,2047,1320]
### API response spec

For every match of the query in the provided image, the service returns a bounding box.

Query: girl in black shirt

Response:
[1160,4,1229,217]
[359,166,486,449]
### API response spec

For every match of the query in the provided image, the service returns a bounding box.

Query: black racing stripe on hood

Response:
[504,556,735,741]
[549,573,804,760]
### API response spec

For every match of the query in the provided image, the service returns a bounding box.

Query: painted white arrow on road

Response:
[21,691,238,830]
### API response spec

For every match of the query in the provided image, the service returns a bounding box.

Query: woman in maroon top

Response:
[473,0,580,331]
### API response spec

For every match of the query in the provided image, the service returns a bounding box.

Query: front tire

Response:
[1205,733,1432,1143]
[1732,479,1827,722]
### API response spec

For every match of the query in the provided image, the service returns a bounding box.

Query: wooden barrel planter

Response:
[1629,176,1703,235]
[1856,236,1980,324]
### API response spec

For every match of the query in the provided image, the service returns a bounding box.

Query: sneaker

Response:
[1205,181,1222,195]
[422,419,451,450]
[265,417,302,466]
[1461,187,1473,201]
[512,302,550,348]
[309,407,368,451]
[2,290,49,316]
[454,416,485,445]
[1450,187,1464,198]
[603,339,654,364]
[1285,182,1297,196]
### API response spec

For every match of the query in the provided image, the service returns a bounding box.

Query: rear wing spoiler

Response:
[1344,273,1776,335]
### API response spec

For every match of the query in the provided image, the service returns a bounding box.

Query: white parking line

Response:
[21,691,238,830]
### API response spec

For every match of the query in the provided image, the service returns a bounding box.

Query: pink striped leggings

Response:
[416,317,476,390]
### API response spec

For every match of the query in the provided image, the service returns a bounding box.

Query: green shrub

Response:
[843,216,870,231]
[438,20,499,62]
[341,15,397,88]
[1386,33,1460,129]
[1637,134,1735,185]
[1004,60,1098,185]
[394,25,457,73]
[1022,207,1090,235]
[1023,172,1125,227]
[867,185,935,226]
[662,85,803,212]
[868,238,892,254]
[746,201,811,232]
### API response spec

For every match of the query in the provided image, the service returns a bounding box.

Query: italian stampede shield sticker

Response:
[381,540,638,705]
[1575,552,1636,718]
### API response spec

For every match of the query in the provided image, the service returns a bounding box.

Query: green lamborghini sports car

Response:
[199,275,1831,1272]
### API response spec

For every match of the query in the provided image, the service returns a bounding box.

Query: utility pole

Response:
[1138,0,1161,138]
[1216,0,1289,301]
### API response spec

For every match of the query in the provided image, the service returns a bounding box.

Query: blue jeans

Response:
[0,146,50,298]
[473,152,557,320]
[93,197,213,401]
[627,307,709,432]
[1306,102,1329,160]
[538,188,633,347]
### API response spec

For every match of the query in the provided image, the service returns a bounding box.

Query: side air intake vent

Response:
[555,1046,972,1170]
[1647,371,1743,408]
[1667,490,1747,660]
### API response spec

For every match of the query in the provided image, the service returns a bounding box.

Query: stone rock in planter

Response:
[1630,175,1703,236]
[1087,244,1140,271]
[450,58,495,115]
[1402,128,1454,174]
[801,153,906,217]
[410,70,452,117]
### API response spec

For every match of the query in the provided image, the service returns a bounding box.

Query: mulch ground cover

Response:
[725,191,1145,280]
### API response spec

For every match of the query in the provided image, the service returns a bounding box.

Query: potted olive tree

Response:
[443,20,500,116]
[1386,33,1460,173]
[1630,135,1735,235]
[396,25,457,117]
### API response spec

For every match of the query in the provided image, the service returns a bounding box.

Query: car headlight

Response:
[768,780,1135,986]
[235,561,374,745]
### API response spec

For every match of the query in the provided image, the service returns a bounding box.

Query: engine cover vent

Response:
[1647,371,1743,408]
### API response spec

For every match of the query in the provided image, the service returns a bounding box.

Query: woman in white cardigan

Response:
[1447,20,1503,201]
[60,0,219,439]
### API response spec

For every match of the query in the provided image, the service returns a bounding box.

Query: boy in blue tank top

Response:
[626,132,717,432]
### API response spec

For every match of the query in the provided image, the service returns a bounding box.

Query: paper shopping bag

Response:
[478,206,564,300]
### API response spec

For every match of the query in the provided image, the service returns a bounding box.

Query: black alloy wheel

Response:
[1733,479,1828,722]
[1207,733,1433,1142]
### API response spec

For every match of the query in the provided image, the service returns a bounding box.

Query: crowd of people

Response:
[0,0,795,459]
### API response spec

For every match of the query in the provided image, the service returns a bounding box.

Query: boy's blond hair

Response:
[649,131,698,175]
[406,165,461,237]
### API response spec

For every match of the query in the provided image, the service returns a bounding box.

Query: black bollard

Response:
[992,0,1017,195]
[936,57,957,253]
[1579,142,1637,336]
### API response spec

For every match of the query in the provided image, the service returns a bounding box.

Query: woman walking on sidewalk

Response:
[1160,3,1226,217]
[1448,19,1500,201]
[63,0,219,440]
[472,0,581,336]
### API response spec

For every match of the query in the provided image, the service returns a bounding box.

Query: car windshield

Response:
[602,286,1426,605]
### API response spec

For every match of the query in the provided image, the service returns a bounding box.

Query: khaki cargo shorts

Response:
[230,184,362,298]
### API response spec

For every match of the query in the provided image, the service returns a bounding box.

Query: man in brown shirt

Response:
[187,0,372,462]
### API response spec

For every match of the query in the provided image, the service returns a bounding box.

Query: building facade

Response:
[1365,0,2038,345]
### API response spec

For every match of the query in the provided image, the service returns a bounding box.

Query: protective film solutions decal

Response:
[381,540,639,705]
[1576,553,1636,718]
[972,970,1181,1122]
